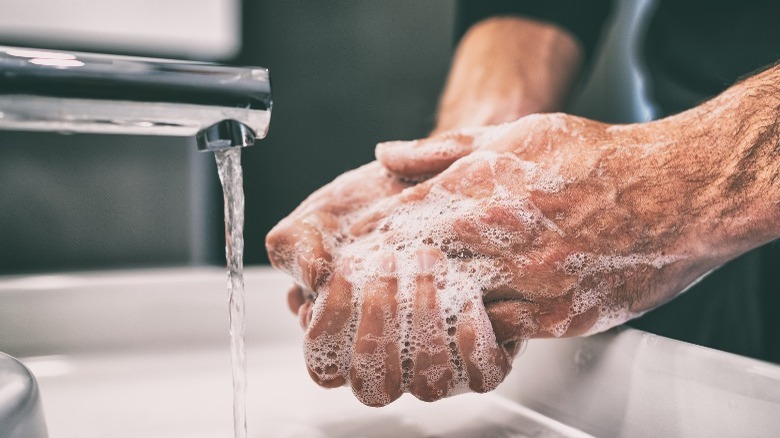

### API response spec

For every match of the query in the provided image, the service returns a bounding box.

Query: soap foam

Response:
[286,150,681,405]
[558,252,682,336]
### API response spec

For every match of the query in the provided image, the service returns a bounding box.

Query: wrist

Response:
[434,17,583,133]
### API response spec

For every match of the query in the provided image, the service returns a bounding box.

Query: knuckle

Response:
[307,366,346,389]
[265,224,295,269]
[299,253,332,290]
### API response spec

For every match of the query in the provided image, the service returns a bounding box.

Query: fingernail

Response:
[379,253,396,274]
[299,301,314,329]
[416,248,441,272]
[502,339,527,358]
[298,253,314,289]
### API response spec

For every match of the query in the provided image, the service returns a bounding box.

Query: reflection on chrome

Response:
[5,49,77,60]
[28,58,85,68]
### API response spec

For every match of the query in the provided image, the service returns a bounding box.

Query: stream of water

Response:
[214,148,247,438]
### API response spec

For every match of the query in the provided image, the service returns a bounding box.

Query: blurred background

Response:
[0,0,653,273]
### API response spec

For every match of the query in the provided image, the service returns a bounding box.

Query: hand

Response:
[267,160,514,406]
[395,15,583,220]
[375,100,780,353]
[372,112,737,337]
[268,112,724,407]
[268,65,780,407]
[266,161,412,328]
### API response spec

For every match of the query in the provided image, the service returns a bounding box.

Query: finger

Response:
[487,285,598,339]
[376,122,523,178]
[266,212,335,290]
[266,219,310,273]
[303,272,356,388]
[376,131,481,178]
[346,179,435,239]
[408,248,453,402]
[533,294,601,338]
[454,299,512,394]
[449,210,535,261]
[298,299,314,330]
[287,284,305,315]
[349,253,403,407]
[484,300,539,350]
[562,305,601,337]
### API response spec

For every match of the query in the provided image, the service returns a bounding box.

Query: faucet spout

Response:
[197,120,256,152]
[0,47,272,150]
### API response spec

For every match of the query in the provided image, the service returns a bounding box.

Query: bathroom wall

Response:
[0,1,457,272]
[235,1,457,265]
[237,0,656,265]
[0,0,240,60]
[0,1,653,272]
[0,133,202,272]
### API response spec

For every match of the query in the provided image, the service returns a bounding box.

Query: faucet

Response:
[0,46,271,151]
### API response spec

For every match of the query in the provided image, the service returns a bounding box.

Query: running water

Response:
[214,148,247,438]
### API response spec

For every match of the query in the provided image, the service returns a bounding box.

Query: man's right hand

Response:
[266,161,412,328]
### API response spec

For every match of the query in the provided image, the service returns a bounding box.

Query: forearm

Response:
[639,64,780,264]
[434,17,583,133]
[707,64,780,253]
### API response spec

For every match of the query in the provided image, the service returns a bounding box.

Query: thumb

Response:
[375,127,487,178]
[376,123,519,178]
[484,299,539,358]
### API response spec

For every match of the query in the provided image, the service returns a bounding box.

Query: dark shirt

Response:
[456,0,780,363]
[646,0,780,116]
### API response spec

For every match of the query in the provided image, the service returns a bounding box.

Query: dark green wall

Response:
[235,1,456,264]
[0,2,456,272]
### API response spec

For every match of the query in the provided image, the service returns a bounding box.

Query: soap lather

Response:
[0,46,272,151]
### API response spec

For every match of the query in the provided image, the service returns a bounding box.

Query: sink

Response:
[0,352,47,438]
[1,267,778,437]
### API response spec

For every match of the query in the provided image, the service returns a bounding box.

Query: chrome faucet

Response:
[0,46,271,151]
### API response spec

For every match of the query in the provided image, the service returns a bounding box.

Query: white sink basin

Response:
[1,267,778,437]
